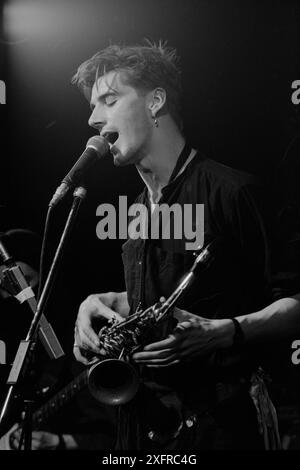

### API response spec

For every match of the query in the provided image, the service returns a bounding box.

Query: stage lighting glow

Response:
[3,0,70,42]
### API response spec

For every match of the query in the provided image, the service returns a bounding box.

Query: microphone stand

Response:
[0,186,87,448]
[0,247,65,361]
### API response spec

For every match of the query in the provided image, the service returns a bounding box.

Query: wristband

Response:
[56,433,66,450]
[231,318,245,349]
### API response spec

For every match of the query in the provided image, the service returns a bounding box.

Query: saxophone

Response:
[87,241,217,406]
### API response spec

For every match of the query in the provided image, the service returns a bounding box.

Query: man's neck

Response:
[136,130,186,204]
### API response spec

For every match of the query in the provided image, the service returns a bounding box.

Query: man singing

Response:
[71,42,300,450]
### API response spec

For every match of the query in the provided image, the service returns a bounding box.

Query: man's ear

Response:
[148,87,166,117]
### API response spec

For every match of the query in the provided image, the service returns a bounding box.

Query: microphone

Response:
[49,136,110,207]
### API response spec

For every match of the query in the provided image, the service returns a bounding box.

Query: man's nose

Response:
[88,106,106,131]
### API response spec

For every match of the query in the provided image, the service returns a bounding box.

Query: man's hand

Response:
[73,292,128,365]
[132,308,234,367]
[10,428,61,450]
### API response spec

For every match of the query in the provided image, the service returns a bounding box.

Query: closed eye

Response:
[104,94,117,106]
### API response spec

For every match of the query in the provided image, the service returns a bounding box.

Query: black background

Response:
[0,0,300,350]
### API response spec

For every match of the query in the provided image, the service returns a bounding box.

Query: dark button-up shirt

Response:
[122,153,273,321]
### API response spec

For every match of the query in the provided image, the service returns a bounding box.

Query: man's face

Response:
[88,70,154,166]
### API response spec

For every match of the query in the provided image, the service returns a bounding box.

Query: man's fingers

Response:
[133,347,175,361]
[173,321,193,332]
[73,342,101,365]
[75,325,101,352]
[74,296,124,356]
[147,359,180,368]
[140,334,181,352]
[81,296,123,323]
[73,345,93,365]
[133,352,179,365]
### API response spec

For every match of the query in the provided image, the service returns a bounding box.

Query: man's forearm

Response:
[59,433,78,450]
[236,294,300,343]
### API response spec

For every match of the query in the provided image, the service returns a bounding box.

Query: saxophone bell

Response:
[87,357,140,405]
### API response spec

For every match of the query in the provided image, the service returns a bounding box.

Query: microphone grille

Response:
[86,135,110,158]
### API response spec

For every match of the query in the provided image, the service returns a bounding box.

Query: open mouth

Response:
[104,132,119,145]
